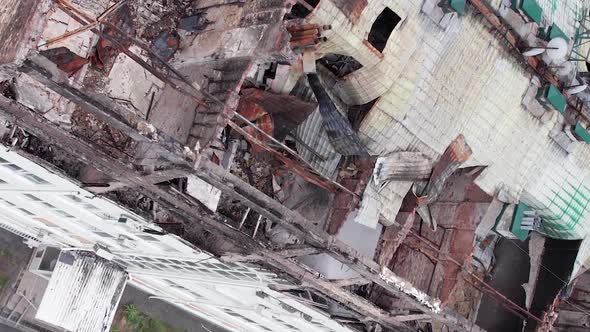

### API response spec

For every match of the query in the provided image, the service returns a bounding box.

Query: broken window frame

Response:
[366,7,402,53]
[317,53,363,78]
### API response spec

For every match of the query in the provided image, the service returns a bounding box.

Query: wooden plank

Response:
[19,53,196,167]
[0,95,419,331]
[0,95,484,332]
[331,277,371,287]
[274,246,321,257]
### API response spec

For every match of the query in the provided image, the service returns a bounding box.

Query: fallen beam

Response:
[418,134,472,206]
[263,253,417,332]
[19,53,196,166]
[395,314,432,322]
[274,246,321,258]
[10,54,485,332]
[196,159,484,332]
[0,95,421,332]
[331,277,371,288]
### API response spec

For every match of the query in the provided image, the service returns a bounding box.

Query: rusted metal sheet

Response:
[93,3,134,68]
[331,0,367,24]
[39,47,89,76]
[238,88,317,140]
[374,152,433,186]
[227,119,347,194]
[417,134,472,206]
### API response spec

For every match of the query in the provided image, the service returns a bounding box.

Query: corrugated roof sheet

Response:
[284,74,340,178]
[36,250,127,332]
[307,73,368,156]
[296,108,342,178]
[374,152,432,186]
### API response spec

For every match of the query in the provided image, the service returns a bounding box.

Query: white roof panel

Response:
[36,250,127,332]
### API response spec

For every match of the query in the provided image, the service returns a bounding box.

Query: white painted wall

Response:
[0,145,352,332]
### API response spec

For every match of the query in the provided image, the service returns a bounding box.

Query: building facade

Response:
[279,0,590,278]
[0,145,352,332]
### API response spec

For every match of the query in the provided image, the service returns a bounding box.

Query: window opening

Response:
[367,7,401,52]
[318,54,363,77]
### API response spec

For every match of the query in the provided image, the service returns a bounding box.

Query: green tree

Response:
[124,304,145,329]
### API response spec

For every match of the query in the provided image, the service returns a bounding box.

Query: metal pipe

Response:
[286,24,320,32]
[252,214,262,238]
[238,207,251,230]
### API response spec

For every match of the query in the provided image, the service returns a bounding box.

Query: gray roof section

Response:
[35,250,127,332]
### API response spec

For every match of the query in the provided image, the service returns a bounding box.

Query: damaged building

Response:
[2,0,590,331]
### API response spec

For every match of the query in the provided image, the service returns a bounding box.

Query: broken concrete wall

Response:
[38,0,110,58]
[296,0,590,242]
[0,0,50,80]
[107,47,166,120]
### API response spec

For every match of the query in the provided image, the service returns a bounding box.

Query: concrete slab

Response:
[107,49,165,118]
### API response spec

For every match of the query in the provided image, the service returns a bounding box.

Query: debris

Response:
[307,73,368,156]
[238,88,317,140]
[178,14,209,32]
[151,31,180,61]
[373,152,433,187]
[39,47,89,76]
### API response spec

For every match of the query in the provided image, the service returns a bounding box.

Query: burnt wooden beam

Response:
[19,53,197,166]
[331,277,371,288]
[4,62,484,332]
[395,314,432,322]
[219,254,263,263]
[0,95,427,331]
[196,159,484,332]
[274,246,321,258]
[263,252,418,332]
[82,169,188,193]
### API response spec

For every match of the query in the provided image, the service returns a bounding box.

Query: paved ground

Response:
[0,229,33,303]
[476,237,530,332]
[116,284,230,332]
[0,323,20,331]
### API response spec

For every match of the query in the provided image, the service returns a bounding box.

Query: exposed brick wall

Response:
[325,157,376,234]
[305,0,590,240]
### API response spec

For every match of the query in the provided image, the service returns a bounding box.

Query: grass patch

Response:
[113,303,181,332]
[0,249,8,257]
[0,275,9,289]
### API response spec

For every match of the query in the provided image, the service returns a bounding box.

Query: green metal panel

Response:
[536,180,590,240]
[575,123,590,143]
[449,0,466,14]
[521,0,543,24]
[511,203,531,241]
[546,24,570,43]
[546,84,567,113]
